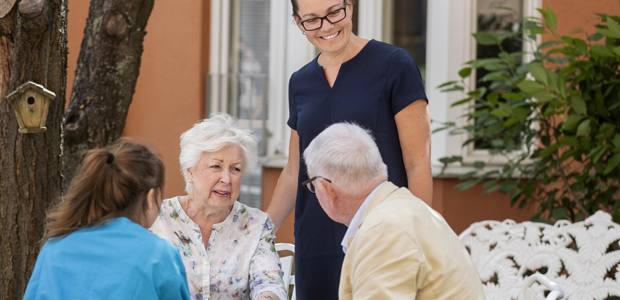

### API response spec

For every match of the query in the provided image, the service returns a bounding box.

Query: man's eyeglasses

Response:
[302,176,332,194]
[299,5,347,31]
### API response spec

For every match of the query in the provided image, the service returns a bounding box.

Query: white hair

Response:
[303,122,388,196]
[179,113,258,194]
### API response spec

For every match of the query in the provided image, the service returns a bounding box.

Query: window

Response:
[428,0,541,175]
[208,0,272,208]
[474,0,524,150]
[390,0,427,81]
[208,1,315,208]
[209,0,544,192]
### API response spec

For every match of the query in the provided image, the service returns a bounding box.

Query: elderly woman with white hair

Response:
[150,113,287,300]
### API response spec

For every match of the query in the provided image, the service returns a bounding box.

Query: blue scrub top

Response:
[23,217,190,300]
[288,39,427,300]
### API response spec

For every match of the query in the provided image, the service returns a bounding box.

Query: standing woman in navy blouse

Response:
[266,0,433,299]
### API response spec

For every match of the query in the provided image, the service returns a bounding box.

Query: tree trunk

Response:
[0,0,67,298]
[63,0,154,186]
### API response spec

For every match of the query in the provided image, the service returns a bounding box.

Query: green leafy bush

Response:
[437,6,620,223]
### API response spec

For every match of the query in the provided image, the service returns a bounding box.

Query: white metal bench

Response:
[459,210,620,300]
[519,273,564,300]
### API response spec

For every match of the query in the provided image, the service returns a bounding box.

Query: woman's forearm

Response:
[395,100,433,206]
[267,169,298,232]
[407,165,433,206]
[266,130,300,232]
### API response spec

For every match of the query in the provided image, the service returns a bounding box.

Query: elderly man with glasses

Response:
[302,122,486,300]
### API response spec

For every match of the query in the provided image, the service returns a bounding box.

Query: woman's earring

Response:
[302,31,306,35]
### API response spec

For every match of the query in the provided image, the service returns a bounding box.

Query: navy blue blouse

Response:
[287,39,427,300]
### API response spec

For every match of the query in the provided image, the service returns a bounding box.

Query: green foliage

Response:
[438,6,620,223]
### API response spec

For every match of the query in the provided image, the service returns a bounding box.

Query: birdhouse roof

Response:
[5,81,56,102]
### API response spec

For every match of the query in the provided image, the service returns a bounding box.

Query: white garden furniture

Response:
[276,243,296,300]
[459,210,620,300]
[518,273,564,300]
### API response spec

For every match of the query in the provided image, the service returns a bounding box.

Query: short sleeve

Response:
[388,48,428,116]
[287,71,299,131]
[249,217,288,300]
[153,241,191,300]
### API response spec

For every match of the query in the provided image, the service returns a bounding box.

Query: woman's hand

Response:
[250,217,288,300]
[258,291,279,300]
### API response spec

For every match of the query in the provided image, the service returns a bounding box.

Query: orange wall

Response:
[65,0,619,242]
[433,179,537,234]
[67,0,210,199]
[543,0,620,37]
[262,167,295,244]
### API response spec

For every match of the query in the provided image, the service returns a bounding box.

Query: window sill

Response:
[432,164,511,179]
[259,154,288,169]
[259,159,517,178]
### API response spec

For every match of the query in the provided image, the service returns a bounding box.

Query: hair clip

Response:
[106,153,115,164]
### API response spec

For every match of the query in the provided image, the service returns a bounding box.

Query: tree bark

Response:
[62,0,154,186]
[0,0,67,298]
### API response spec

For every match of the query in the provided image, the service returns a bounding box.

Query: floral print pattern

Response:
[150,198,287,300]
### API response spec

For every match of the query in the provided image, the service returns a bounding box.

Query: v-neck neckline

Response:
[314,39,375,89]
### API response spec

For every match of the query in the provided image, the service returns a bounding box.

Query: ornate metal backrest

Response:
[459,211,620,300]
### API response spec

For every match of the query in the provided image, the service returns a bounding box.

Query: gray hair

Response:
[179,113,258,194]
[303,122,388,196]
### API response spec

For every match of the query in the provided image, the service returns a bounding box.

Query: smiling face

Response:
[187,145,245,213]
[295,0,353,56]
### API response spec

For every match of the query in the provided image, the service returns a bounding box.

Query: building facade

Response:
[67,0,619,243]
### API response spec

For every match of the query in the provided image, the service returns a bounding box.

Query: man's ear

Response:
[318,180,338,205]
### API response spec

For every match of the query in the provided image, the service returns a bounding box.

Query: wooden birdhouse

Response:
[5,81,56,133]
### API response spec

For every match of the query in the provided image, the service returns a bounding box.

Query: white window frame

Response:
[427,0,541,177]
[208,0,232,115]
[209,1,315,168]
[263,1,315,167]
[209,1,400,168]
[357,1,384,41]
[210,0,543,173]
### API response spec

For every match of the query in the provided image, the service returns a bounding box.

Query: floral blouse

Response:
[150,197,287,300]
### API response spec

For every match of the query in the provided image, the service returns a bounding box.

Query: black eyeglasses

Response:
[302,176,332,194]
[299,5,347,31]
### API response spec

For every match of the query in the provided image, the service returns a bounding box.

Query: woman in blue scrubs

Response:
[266,0,433,299]
[24,140,190,300]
